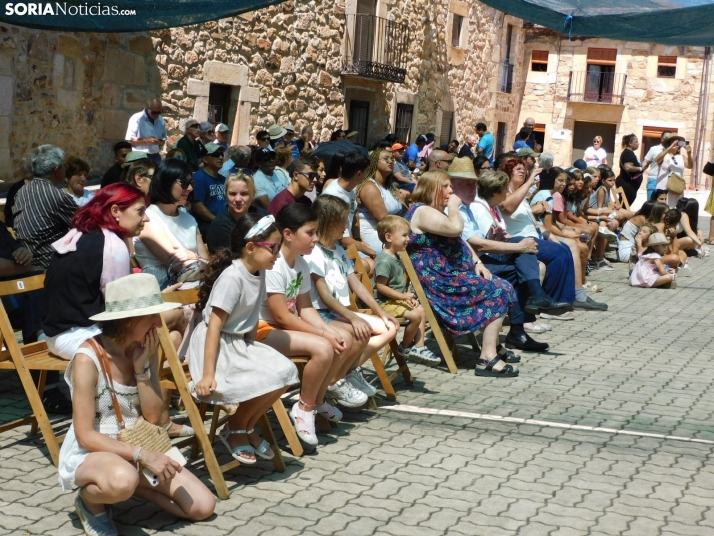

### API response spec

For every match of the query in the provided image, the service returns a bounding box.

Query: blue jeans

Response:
[646,177,657,201]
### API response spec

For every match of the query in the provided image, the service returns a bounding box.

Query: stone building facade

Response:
[0,0,527,182]
[518,27,714,187]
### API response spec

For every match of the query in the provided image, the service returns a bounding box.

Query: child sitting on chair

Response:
[374,216,440,367]
[629,232,677,289]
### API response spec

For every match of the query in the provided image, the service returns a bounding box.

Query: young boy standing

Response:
[375,216,441,367]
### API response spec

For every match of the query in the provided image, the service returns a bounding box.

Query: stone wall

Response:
[0,25,160,181]
[518,30,714,186]
[0,0,526,182]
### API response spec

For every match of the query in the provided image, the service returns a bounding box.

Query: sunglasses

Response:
[297,171,320,181]
[254,241,282,255]
[257,137,270,142]
[176,177,195,189]
[147,109,161,116]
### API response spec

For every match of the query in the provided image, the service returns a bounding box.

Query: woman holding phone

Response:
[655,135,693,208]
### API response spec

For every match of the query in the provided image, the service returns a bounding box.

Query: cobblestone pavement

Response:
[2,246,714,536]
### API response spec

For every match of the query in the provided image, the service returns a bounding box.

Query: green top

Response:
[374,251,406,301]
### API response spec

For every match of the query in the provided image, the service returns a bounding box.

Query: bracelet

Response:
[133,446,142,469]
[475,260,482,265]
[134,366,151,381]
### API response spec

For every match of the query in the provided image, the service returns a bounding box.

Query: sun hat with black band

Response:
[663,133,686,147]
[89,273,181,322]
[447,157,478,180]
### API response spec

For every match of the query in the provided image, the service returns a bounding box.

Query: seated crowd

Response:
[3,115,707,534]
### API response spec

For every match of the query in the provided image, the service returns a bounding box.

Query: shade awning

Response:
[0,0,282,32]
[478,0,714,47]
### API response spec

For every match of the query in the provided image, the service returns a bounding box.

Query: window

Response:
[586,48,617,65]
[657,56,677,78]
[395,103,414,144]
[504,24,514,61]
[451,15,463,48]
[531,50,549,72]
[348,100,370,147]
[495,122,507,157]
[208,84,232,124]
[440,111,454,146]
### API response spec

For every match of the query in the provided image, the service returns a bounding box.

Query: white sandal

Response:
[217,426,257,464]
[247,428,275,460]
[290,401,318,447]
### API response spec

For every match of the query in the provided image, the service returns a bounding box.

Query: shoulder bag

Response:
[666,173,686,195]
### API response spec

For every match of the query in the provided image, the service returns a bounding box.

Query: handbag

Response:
[667,172,686,195]
[88,338,172,454]
[167,258,206,286]
[703,162,714,176]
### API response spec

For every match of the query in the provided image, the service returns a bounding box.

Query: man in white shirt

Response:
[583,136,608,167]
[125,97,167,163]
[642,130,671,200]
[320,151,375,275]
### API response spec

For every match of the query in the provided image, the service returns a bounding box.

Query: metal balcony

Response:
[498,59,514,93]
[568,70,627,105]
[343,14,408,83]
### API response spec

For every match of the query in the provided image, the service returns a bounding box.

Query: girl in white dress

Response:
[189,214,299,464]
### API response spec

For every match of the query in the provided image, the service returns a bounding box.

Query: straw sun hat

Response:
[89,273,181,322]
[448,157,478,179]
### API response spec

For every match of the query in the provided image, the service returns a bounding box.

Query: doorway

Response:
[348,100,370,147]
[572,121,617,166]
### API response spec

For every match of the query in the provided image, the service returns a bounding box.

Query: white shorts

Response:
[47,325,102,360]
[617,240,634,263]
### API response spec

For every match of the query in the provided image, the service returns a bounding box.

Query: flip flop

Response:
[540,311,576,321]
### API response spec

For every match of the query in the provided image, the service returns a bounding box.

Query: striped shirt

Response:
[13,178,77,268]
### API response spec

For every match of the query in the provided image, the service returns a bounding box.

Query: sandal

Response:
[475,356,519,378]
[217,426,257,464]
[496,344,520,363]
[247,428,275,460]
[540,311,575,321]
[524,322,548,334]
[164,421,195,438]
[290,401,319,447]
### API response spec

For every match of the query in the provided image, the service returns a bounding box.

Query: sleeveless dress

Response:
[358,178,403,253]
[405,203,515,335]
[58,343,140,491]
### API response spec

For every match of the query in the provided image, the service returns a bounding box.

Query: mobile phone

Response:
[685,140,690,146]
[678,141,686,147]
[141,447,187,487]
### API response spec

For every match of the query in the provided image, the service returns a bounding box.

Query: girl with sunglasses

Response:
[189,213,299,464]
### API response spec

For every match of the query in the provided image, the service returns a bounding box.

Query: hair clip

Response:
[245,215,275,239]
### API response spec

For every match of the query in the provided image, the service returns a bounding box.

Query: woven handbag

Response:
[88,338,172,454]
[667,172,686,195]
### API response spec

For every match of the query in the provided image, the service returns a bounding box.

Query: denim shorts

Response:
[316,308,341,324]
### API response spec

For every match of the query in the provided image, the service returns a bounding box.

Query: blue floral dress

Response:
[406,203,515,335]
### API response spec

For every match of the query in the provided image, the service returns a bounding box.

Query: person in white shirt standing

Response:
[125,97,167,163]
[583,136,608,167]
[641,130,671,200]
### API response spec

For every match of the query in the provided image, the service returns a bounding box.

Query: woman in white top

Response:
[64,156,95,207]
[583,136,608,167]
[134,158,209,289]
[655,135,693,208]
[356,147,404,253]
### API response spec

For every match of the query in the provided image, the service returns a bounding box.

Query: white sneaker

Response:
[598,227,618,242]
[678,264,693,277]
[326,379,368,408]
[289,402,318,446]
[315,401,342,422]
[346,367,377,397]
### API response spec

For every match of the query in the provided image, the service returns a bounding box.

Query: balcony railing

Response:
[498,59,514,93]
[568,71,627,105]
[343,14,408,83]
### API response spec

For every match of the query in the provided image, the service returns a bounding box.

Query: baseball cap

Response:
[216,123,230,133]
[391,143,407,151]
[573,159,588,171]
[517,147,539,159]
[347,131,359,137]
[204,142,225,156]
[199,121,214,133]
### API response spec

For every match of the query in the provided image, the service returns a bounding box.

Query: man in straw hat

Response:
[59,273,215,536]
[447,157,573,352]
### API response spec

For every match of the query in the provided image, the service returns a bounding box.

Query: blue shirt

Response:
[513,140,529,151]
[458,204,481,241]
[402,143,420,166]
[192,169,227,218]
[254,168,290,200]
[477,132,495,163]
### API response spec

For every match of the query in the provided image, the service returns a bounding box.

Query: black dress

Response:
[615,148,641,205]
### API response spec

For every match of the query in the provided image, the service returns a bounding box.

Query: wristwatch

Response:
[134,364,151,381]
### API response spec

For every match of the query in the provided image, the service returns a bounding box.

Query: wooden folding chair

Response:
[612,186,630,211]
[345,246,413,400]
[0,273,69,466]
[158,288,303,499]
[398,251,469,374]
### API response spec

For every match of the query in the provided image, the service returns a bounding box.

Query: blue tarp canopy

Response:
[0,0,282,32]
[477,0,714,47]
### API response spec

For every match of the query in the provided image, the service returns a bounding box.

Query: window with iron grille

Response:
[395,103,413,144]
[451,15,463,48]
[208,84,232,124]
[531,50,549,72]
[440,111,454,146]
[657,56,677,78]
[348,100,370,147]
[495,122,507,156]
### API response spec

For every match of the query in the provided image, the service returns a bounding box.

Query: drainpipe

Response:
[692,46,711,189]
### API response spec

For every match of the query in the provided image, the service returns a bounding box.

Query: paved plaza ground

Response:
[2,240,714,536]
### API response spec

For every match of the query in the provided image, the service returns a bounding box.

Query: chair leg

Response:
[381,344,392,366]
[16,364,61,466]
[389,339,413,386]
[467,332,481,353]
[31,370,48,436]
[444,331,461,360]
[190,402,208,460]
[370,352,396,401]
[257,412,285,472]
[271,400,303,457]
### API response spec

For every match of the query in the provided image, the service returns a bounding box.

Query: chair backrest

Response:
[0,273,45,297]
[345,245,374,312]
[613,186,630,210]
[162,287,200,306]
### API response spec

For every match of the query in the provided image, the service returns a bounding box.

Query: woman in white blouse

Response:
[583,136,608,167]
[655,135,693,208]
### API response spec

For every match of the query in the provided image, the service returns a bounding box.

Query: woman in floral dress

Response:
[406,170,518,378]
